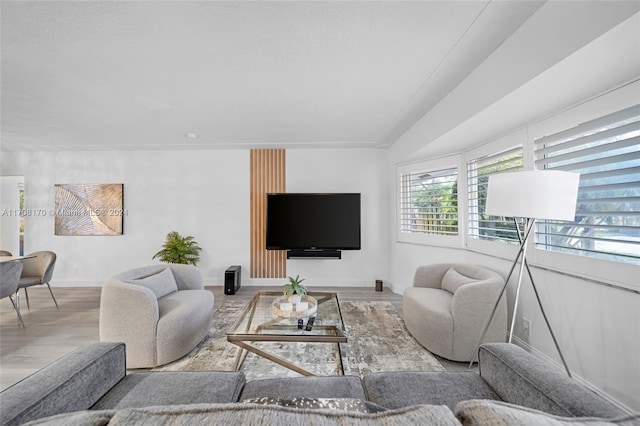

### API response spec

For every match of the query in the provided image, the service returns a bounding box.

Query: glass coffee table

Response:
[226,291,347,376]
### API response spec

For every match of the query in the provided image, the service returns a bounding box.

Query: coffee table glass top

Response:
[226,291,345,340]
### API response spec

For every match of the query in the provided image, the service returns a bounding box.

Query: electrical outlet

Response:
[522,318,532,337]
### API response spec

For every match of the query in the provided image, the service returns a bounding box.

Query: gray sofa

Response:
[99,264,213,368]
[2,342,636,426]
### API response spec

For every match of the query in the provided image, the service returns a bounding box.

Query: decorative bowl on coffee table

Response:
[272,295,318,318]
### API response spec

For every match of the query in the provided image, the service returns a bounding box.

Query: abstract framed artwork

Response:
[54,184,124,236]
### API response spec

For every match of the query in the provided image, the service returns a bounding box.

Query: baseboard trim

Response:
[511,336,634,414]
[50,280,103,287]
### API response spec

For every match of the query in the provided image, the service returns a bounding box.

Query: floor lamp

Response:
[469,170,580,377]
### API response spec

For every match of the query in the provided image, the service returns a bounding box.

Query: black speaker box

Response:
[224,265,241,295]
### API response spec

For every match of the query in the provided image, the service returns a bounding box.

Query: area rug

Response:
[154,300,444,380]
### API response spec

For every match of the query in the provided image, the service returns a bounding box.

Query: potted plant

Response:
[283,275,307,304]
[153,231,202,266]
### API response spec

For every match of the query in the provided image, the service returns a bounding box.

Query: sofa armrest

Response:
[479,343,625,418]
[451,280,506,335]
[0,342,126,426]
[167,264,204,290]
[100,280,159,367]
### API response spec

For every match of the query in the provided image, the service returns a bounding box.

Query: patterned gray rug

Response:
[155,300,444,380]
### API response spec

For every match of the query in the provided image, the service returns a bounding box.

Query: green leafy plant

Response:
[283,275,307,298]
[153,231,202,265]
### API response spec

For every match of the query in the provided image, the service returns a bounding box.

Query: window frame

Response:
[464,129,529,259]
[528,81,640,290]
[393,82,639,290]
[396,155,463,248]
[533,105,639,264]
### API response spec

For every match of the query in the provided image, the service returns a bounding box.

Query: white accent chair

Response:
[99,264,213,368]
[403,263,507,362]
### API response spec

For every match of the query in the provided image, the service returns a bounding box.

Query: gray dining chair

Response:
[18,251,58,309]
[1,261,26,326]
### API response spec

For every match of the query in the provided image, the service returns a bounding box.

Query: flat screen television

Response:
[266,193,361,251]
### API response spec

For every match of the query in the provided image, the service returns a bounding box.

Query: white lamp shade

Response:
[485,171,580,221]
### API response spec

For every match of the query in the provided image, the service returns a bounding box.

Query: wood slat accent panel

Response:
[250,149,286,278]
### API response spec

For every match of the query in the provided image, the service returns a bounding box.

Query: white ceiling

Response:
[0,1,546,151]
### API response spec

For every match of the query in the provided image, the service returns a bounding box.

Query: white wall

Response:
[0,176,23,254]
[386,13,640,412]
[0,147,388,288]
[286,148,389,287]
[1,150,250,284]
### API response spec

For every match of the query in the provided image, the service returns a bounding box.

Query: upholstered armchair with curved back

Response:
[403,263,507,362]
[100,264,214,368]
[1,261,26,326]
[18,251,58,309]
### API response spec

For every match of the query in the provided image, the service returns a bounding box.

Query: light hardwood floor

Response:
[0,285,470,391]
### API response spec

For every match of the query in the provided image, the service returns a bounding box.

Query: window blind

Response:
[467,147,524,243]
[400,167,458,236]
[534,104,640,264]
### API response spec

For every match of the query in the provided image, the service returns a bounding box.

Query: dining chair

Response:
[0,250,13,256]
[1,261,26,326]
[18,251,58,309]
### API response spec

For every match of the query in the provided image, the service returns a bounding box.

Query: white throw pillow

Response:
[127,268,178,299]
[441,267,478,294]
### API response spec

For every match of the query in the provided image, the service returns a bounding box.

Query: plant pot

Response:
[288,294,302,304]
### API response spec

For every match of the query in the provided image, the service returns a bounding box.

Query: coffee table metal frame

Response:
[226,291,347,376]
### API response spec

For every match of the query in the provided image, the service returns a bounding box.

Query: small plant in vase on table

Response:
[272,275,317,318]
[283,275,307,304]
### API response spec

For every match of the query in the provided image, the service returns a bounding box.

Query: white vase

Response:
[288,294,302,304]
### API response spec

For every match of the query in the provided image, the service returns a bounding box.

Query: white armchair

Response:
[403,263,507,362]
[99,264,213,368]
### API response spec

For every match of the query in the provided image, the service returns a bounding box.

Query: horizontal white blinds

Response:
[534,104,640,264]
[400,167,458,235]
[467,147,524,243]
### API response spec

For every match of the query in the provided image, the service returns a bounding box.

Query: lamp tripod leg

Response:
[468,277,510,368]
[524,260,572,377]
[508,219,534,343]
[468,225,528,367]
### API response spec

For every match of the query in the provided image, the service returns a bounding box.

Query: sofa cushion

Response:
[478,343,625,418]
[239,376,366,401]
[363,371,501,410]
[242,397,386,413]
[404,287,453,319]
[126,267,178,299]
[442,267,477,294]
[107,403,461,425]
[455,400,640,426]
[91,371,246,410]
[403,287,454,358]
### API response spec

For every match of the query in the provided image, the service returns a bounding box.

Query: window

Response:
[467,147,524,244]
[399,167,458,236]
[534,104,640,264]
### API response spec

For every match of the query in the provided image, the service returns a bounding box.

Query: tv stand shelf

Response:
[286,249,341,260]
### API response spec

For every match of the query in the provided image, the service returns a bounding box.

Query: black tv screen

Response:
[266,193,361,250]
